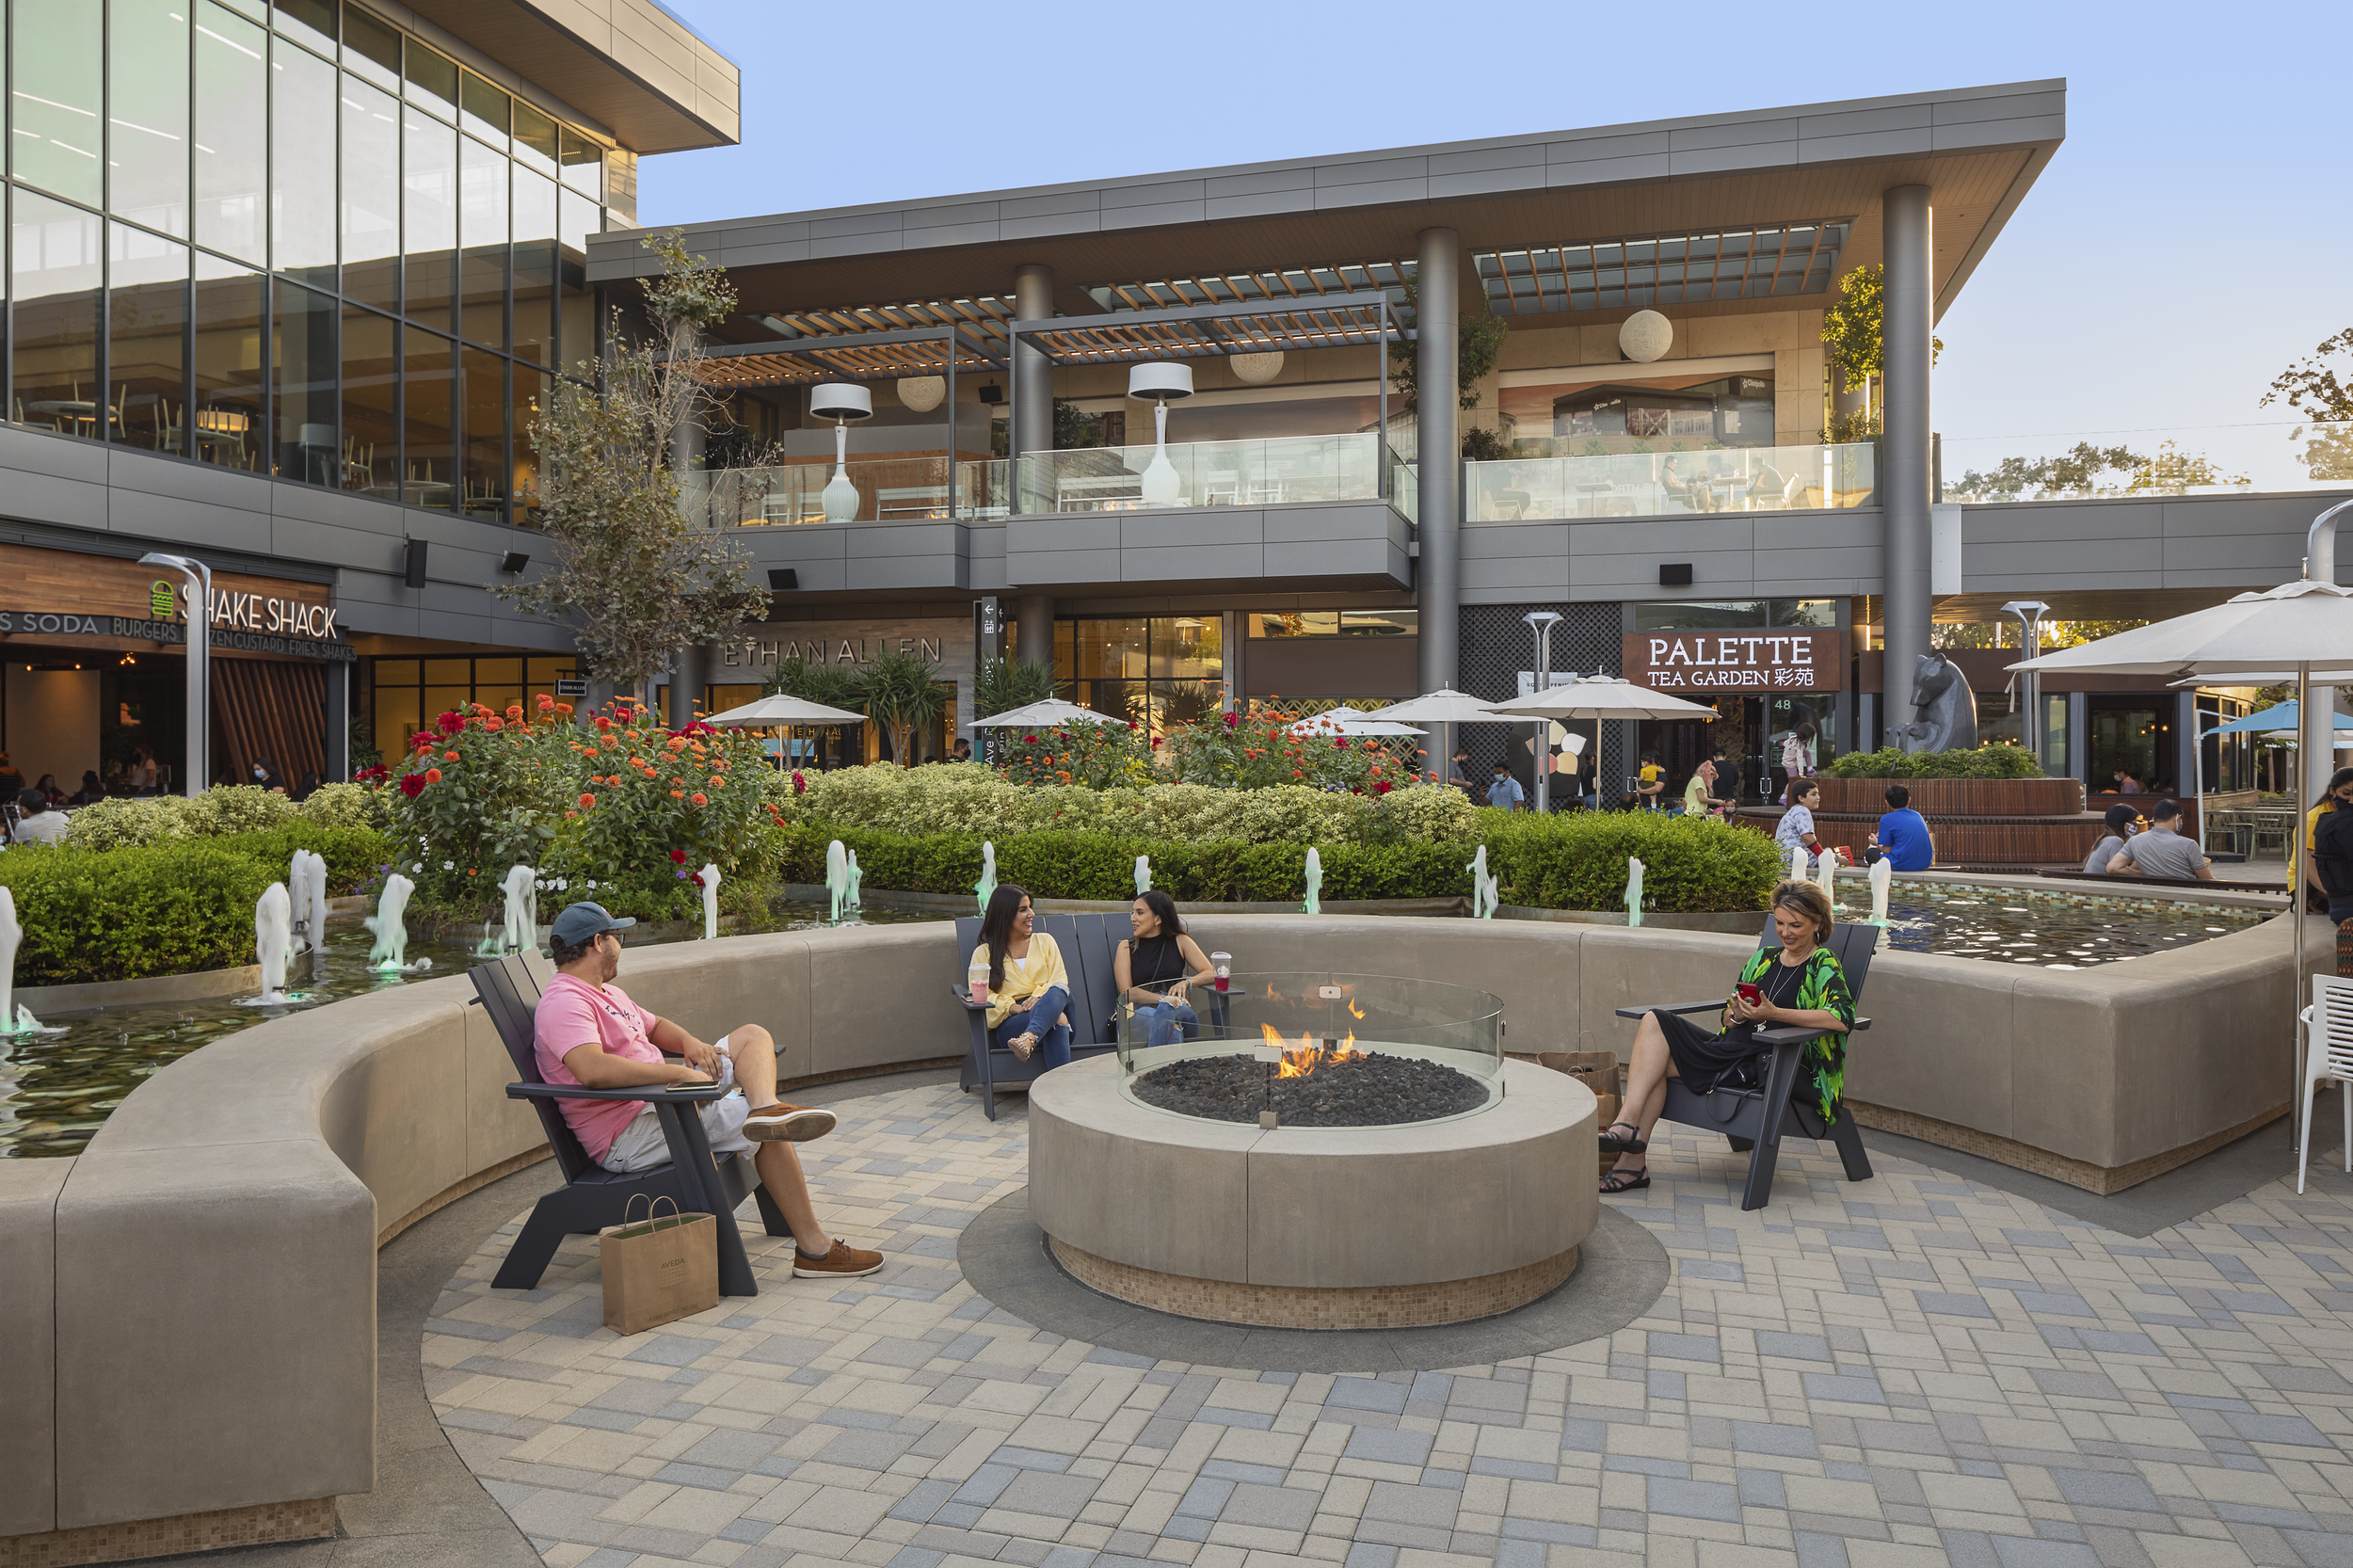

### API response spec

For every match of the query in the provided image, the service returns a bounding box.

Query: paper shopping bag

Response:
[600,1195,718,1336]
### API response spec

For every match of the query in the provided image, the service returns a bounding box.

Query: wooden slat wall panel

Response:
[214,661,325,789]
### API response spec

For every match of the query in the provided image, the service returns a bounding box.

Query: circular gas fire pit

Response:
[1028,973,1597,1329]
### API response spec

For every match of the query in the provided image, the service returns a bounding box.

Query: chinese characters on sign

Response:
[1620,631,1849,692]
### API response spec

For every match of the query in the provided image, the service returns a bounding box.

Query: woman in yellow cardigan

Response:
[968,885,1073,1065]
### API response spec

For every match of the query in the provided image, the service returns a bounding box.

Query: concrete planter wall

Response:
[0,911,2321,1556]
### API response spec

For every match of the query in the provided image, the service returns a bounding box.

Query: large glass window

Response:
[340,2,397,91]
[270,40,337,285]
[12,1,104,206]
[109,0,190,236]
[512,100,557,176]
[459,72,509,145]
[272,0,334,56]
[510,360,544,526]
[458,137,508,351]
[557,187,599,373]
[1055,616,1223,731]
[339,302,395,492]
[512,168,555,366]
[340,74,400,312]
[402,40,456,117]
[559,127,603,200]
[270,277,337,482]
[10,192,104,433]
[108,222,188,452]
[193,1,265,264]
[403,105,457,331]
[191,253,264,470]
[461,346,504,521]
[402,326,455,506]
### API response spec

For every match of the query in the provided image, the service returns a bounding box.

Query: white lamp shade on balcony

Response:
[896,376,946,412]
[1618,311,1673,363]
[809,382,873,422]
[1127,362,1194,403]
[1229,352,1284,385]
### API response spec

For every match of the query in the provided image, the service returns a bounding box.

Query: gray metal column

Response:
[1017,593,1054,675]
[669,644,710,726]
[324,661,350,781]
[2175,689,2199,802]
[1415,228,1460,697]
[2066,692,2089,785]
[1014,264,1054,463]
[1880,184,1934,745]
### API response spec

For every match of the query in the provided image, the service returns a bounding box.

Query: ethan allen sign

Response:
[1623,630,1848,692]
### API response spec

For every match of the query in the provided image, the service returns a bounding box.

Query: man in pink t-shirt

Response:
[532,901,883,1280]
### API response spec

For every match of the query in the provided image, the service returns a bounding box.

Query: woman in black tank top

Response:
[1114,890,1215,1050]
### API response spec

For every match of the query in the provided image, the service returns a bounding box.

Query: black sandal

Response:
[1598,1121,1648,1154]
[1600,1166,1650,1193]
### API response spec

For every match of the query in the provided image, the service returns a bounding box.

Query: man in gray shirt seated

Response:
[2105,799,2214,881]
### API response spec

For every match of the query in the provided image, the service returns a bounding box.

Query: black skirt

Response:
[1648,958,1806,1094]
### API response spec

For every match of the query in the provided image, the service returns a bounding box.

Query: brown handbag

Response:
[600,1194,719,1336]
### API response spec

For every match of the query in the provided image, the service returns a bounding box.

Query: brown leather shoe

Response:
[743,1101,837,1143]
[792,1240,884,1279]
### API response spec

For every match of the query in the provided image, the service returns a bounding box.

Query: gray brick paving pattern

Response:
[426,1083,2353,1568]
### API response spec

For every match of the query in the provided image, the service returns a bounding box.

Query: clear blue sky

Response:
[642,0,2348,490]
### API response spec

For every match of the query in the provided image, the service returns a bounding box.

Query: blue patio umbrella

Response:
[2203,700,2353,738]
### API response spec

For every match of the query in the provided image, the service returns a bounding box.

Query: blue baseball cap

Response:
[550,901,636,946]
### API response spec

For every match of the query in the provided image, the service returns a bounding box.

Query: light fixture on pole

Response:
[2000,600,2050,765]
[1128,361,1193,507]
[809,383,872,522]
[1525,610,1562,811]
[140,552,212,797]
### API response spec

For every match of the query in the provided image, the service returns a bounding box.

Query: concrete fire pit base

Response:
[1028,1056,1596,1329]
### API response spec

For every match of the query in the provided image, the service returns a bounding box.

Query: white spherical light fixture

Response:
[1229,351,1284,385]
[1127,362,1194,508]
[896,376,945,413]
[1618,310,1673,363]
[809,383,873,522]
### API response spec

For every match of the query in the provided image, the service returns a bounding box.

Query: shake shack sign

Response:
[1622,630,1848,691]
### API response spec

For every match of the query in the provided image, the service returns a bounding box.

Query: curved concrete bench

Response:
[0,911,2320,1558]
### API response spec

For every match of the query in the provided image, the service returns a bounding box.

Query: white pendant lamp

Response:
[809,382,872,522]
[1127,361,1193,507]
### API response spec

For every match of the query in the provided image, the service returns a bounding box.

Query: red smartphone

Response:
[1737,983,1764,1007]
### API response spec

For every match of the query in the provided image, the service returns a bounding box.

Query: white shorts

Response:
[599,1035,752,1173]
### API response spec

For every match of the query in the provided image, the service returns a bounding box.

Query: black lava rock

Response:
[1131,1052,1489,1127]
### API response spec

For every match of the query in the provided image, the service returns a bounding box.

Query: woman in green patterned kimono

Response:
[1599,879,1854,1193]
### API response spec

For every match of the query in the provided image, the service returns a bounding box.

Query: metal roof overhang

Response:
[681,324,1005,388]
[595,82,2064,333]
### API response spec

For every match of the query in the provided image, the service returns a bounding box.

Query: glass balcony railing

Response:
[682,458,1014,525]
[1012,433,1397,515]
[1465,441,1875,521]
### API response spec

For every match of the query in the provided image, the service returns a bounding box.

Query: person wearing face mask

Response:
[1485,761,1525,811]
[249,758,285,793]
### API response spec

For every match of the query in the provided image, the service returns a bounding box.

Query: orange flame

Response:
[1348,999,1366,1019]
[1261,1022,1367,1079]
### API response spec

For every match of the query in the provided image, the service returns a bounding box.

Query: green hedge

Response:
[1827,745,2041,779]
[0,843,281,984]
[782,808,1780,914]
[211,824,398,895]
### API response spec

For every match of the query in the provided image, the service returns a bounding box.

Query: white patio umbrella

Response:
[966,697,1123,728]
[702,693,869,728]
[1289,706,1427,737]
[2013,571,2353,1102]
[1371,689,1513,786]
[1487,676,1721,810]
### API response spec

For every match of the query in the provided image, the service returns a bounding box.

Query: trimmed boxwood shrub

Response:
[212,824,399,895]
[1827,745,2041,779]
[0,842,282,984]
[781,808,1779,915]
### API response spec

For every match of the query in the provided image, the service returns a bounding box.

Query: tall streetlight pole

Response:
[1525,611,1561,812]
[2001,600,2049,767]
[141,553,212,796]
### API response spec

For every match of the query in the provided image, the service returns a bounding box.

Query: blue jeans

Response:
[1136,998,1198,1049]
[991,984,1072,1070]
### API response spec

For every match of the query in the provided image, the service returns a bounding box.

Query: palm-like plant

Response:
[856,647,949,765]
[972,654,1055,718]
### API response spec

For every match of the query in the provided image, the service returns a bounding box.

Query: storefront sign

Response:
[0,542,347,654]
[109,616,358,662]
[1622,630,1848,691]
[190,587,339,640]
[722,633,945,668]
[554,678,589,698]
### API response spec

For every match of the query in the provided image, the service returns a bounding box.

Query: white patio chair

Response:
[1203,470,1241,504]
[2296,973,2353,1192]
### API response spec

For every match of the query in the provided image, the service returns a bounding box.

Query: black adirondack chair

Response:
[950,912,1122,1118]
[471,952,792,1294]
[1613,919,1876,1211]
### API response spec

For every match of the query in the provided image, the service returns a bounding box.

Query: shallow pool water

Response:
[0,902,927,1160]
[1872,891,2266,968]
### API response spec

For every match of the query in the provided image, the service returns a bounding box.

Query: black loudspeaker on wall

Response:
[404,538,428,588]
[1657,563,1693,587]
[768,568,799,591]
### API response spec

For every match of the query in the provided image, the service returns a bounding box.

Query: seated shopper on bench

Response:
[1114,889,1215,1048]
[970,884,1073,1066]
[1600,880,1855,1193]
[533,900,882,1279]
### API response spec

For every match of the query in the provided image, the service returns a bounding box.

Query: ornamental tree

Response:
[495,232,770,704]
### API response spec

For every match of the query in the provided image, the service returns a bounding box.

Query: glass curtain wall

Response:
[1,0,630,527]
[1045,616,1225,733]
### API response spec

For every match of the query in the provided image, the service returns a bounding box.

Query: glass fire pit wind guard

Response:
[1114,972,1505,1128]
